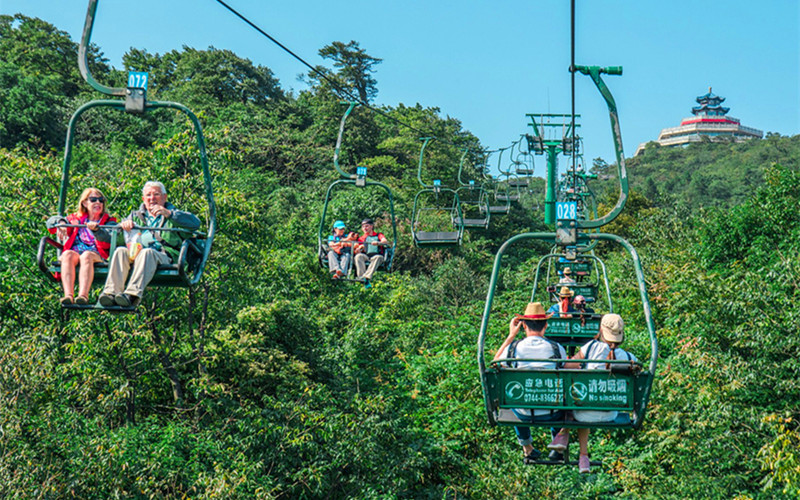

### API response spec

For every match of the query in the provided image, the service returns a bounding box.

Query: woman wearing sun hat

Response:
[493,302,567,464]
[548,313,638,473]
[547,286,576,318]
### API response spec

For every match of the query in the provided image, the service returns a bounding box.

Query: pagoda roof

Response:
[692,103,730,115]
[696,87,726,105]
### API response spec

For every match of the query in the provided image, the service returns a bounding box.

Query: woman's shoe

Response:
[59,295,74,305]
[548,432,569,451]
[75,295,89,306]
[578,454,591,473]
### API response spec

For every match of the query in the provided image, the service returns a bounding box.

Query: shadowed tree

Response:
[316,40,381,103]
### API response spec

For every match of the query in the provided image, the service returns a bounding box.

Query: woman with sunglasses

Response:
[47,188,117,305]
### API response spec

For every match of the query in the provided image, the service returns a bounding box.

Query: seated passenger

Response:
[548,313,638,473]
[98,181,200,308]
[573,295,594,314]
[327,220,357,279]
[547,286,576,318]
[558,267,577,284]
[47,188,117,305]
[354,218,389,287]
[493,302,567,464]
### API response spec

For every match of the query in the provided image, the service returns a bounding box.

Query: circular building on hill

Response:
[635,88,763,156]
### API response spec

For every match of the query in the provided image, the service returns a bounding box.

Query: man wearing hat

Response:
[549,313,639,473]
[493,302,567,464]
[547,286,576,318]
[558,266,577,285]
[354,218,389,286]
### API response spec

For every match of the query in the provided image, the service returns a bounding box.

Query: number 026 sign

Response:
[556,201,577,220]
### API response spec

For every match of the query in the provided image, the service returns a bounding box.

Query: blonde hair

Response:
[76,188,107,217]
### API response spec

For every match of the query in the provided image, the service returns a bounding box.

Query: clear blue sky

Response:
[3,0,798,174]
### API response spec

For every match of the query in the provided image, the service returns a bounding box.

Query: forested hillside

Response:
[1,14,799,499]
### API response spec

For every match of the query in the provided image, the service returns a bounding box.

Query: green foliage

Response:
[698,164,800,269]
[312,40,382,103]
[3,13,800,499]
[604,135,800,209]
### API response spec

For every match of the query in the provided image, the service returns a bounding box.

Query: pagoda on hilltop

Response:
[635,88,763,155]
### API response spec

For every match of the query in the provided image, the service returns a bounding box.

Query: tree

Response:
[316,40,382,103]
[123,46,284,111]
[0,61,65,149]
[0,14,111,98]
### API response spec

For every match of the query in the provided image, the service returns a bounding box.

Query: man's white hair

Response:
[143,181,167,196]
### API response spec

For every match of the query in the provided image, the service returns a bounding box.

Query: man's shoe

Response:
[98,293,116,307]
[548,450,564,461]
[115,293,140,308]
[547,432,569,451]
[523,448,541,464]
[59,295,74,306]
[578,454,591,473]
[75,295,89,306]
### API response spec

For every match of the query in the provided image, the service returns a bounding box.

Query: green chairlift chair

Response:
[317,102,397,280]
[39,0,216,311]
[478,63,656,466]
[411,138,464,247]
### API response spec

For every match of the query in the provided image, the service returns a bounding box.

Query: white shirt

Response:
[573,340,638,423]
[507,336,567,416]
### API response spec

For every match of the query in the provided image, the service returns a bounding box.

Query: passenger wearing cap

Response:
[547,313,639,473]
[547,286,576,318]
[558,266,577,284]
[327,220,357,279]
[493,302,567,464]
[354,218,389,284]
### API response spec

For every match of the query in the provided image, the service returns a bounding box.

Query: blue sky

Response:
[3,0,798,174]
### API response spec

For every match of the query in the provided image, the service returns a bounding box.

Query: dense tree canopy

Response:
[1,14,799,499]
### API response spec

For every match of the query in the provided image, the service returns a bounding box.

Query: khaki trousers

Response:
[103,247,171,298]
[355,253,384,280]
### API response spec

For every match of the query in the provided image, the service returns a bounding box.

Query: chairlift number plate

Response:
[556,201,577,220]
[127,72,149,90]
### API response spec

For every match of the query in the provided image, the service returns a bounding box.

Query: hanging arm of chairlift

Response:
[571,65,628,229]
[333,101,360,180]
[78,0,126,97]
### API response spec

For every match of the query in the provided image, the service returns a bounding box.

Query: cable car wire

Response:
[213,0,508,154]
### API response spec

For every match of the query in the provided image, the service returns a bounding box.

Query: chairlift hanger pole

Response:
[456,148,472,187]
[333,101,359,179]
[571,65,627,229]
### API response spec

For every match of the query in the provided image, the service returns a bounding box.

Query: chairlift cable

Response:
[213,0,505,153]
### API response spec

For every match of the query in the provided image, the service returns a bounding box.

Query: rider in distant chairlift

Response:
[353,218,388,288]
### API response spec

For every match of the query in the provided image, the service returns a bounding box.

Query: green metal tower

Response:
[525,113,580,225]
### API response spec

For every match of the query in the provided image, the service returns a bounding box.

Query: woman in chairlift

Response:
[47,188,117,305]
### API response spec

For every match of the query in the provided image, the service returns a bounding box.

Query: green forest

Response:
[1,14,800,499]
